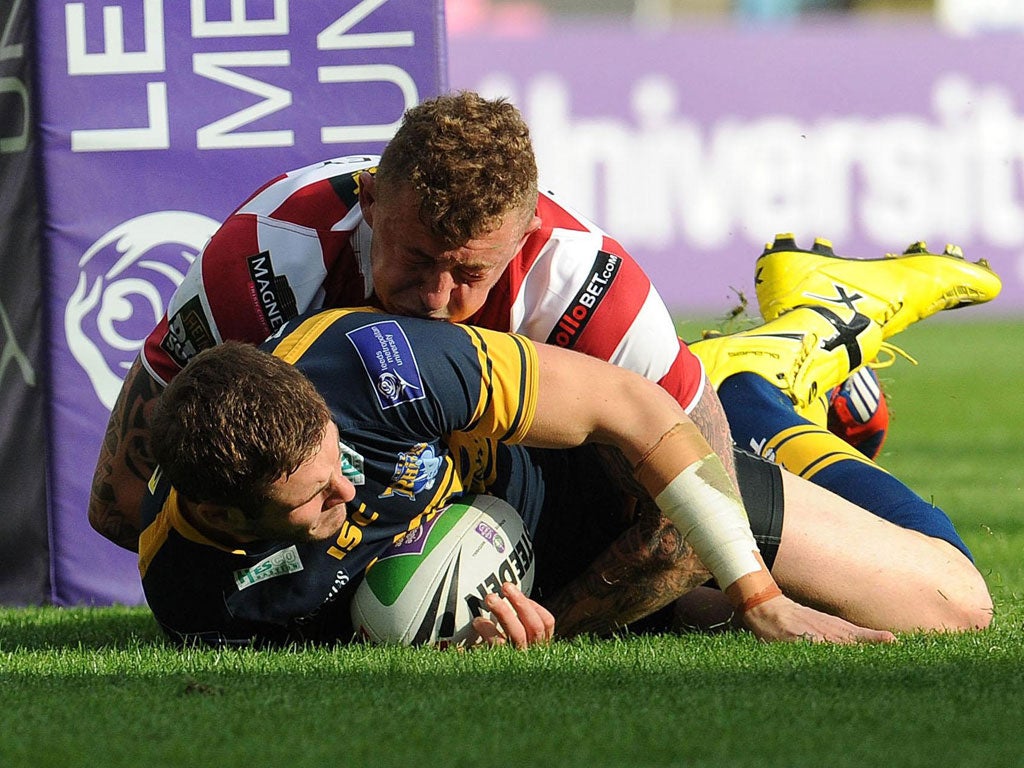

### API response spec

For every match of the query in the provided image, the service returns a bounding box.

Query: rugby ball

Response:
[351,495,535,647]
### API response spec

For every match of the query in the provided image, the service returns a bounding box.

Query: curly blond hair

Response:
[377,91,538,247]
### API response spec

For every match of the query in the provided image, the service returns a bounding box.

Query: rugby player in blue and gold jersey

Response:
[138,309,987,648]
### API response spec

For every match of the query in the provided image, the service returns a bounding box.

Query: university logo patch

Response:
[347,320,425,409]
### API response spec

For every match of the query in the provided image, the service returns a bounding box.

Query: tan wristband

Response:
[723,551,782,612]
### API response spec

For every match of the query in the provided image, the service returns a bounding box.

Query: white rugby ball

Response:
[351,495,536,647]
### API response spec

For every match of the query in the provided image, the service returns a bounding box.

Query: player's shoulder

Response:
[236,155,381,218]
[517,189,634,283]
[535,188,606,236]
[286,155,381,179]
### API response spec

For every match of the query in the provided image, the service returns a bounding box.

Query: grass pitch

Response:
[2,318,1022,768]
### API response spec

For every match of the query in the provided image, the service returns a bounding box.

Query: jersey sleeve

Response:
[140,215,333,385]
[140,156,377,386]
[267,309,540,445]
[452,325,540,444]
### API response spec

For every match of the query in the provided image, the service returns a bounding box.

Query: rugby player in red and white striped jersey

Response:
[143,157,704,417]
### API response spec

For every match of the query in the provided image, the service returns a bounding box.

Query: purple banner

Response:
[36,1,448,605]
[449,21,1024,317]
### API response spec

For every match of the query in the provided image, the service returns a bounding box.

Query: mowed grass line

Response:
[2,319,1022,768]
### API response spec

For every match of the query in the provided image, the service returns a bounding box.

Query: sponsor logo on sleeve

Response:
[160,295,216,368]
[346,320,425,410]
[546,250,622,349]
[233,545,303,591]
[246,251,298,333]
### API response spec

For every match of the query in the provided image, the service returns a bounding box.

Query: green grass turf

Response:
[2,318,1022,768]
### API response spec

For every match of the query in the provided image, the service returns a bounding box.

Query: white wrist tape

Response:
[654,457,763,590]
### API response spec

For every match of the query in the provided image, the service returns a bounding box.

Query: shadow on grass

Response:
[0,606,166,651]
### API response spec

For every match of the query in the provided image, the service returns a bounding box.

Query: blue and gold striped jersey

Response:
[139,309,549,646]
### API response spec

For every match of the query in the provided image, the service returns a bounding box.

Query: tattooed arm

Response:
[546,505,711,638]
[88,356,163,552]
[540,443,711,638]
[539,376,734,638]
[686,378,738,486]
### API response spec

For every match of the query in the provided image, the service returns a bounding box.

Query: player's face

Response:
[256,421,356,543]
[363,177,540,322]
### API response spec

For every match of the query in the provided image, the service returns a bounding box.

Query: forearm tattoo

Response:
[547,505,711,638]
[545,446,711,638]
[686,377,738,486]
[88,357,162,551]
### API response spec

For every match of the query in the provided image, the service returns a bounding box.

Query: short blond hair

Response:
[377,91,538,247]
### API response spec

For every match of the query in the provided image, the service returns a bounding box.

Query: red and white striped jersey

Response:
[142,155,706,412]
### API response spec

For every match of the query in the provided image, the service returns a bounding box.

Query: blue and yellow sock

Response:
[718,372,972,560]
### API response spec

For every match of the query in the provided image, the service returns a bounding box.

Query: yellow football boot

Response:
[755,234,1002,338]
[690,305,883,414]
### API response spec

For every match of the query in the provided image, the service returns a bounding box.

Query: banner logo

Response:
[65,211,218,409]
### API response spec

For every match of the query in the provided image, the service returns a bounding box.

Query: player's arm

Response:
[534,229,738,484]
[88,356,163,551]
[524,341,894,644]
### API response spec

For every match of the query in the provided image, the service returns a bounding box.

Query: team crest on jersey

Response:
[347,320,425,409]
[379,442,443,500]
[161,295,216,368]
[246,251,297,333]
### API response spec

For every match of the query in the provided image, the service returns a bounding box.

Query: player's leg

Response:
[770,469,992,632]
[672,450,993,633]
[718,371,973,559]
[690,300,975,557]
[754,234,1002,456]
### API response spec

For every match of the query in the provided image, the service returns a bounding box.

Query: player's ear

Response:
[359,172,377,226]
[516,215,542,251]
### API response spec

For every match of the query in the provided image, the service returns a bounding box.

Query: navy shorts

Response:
[526,446,786,605]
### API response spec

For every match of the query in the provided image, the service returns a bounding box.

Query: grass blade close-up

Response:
[1,318,1022,768]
